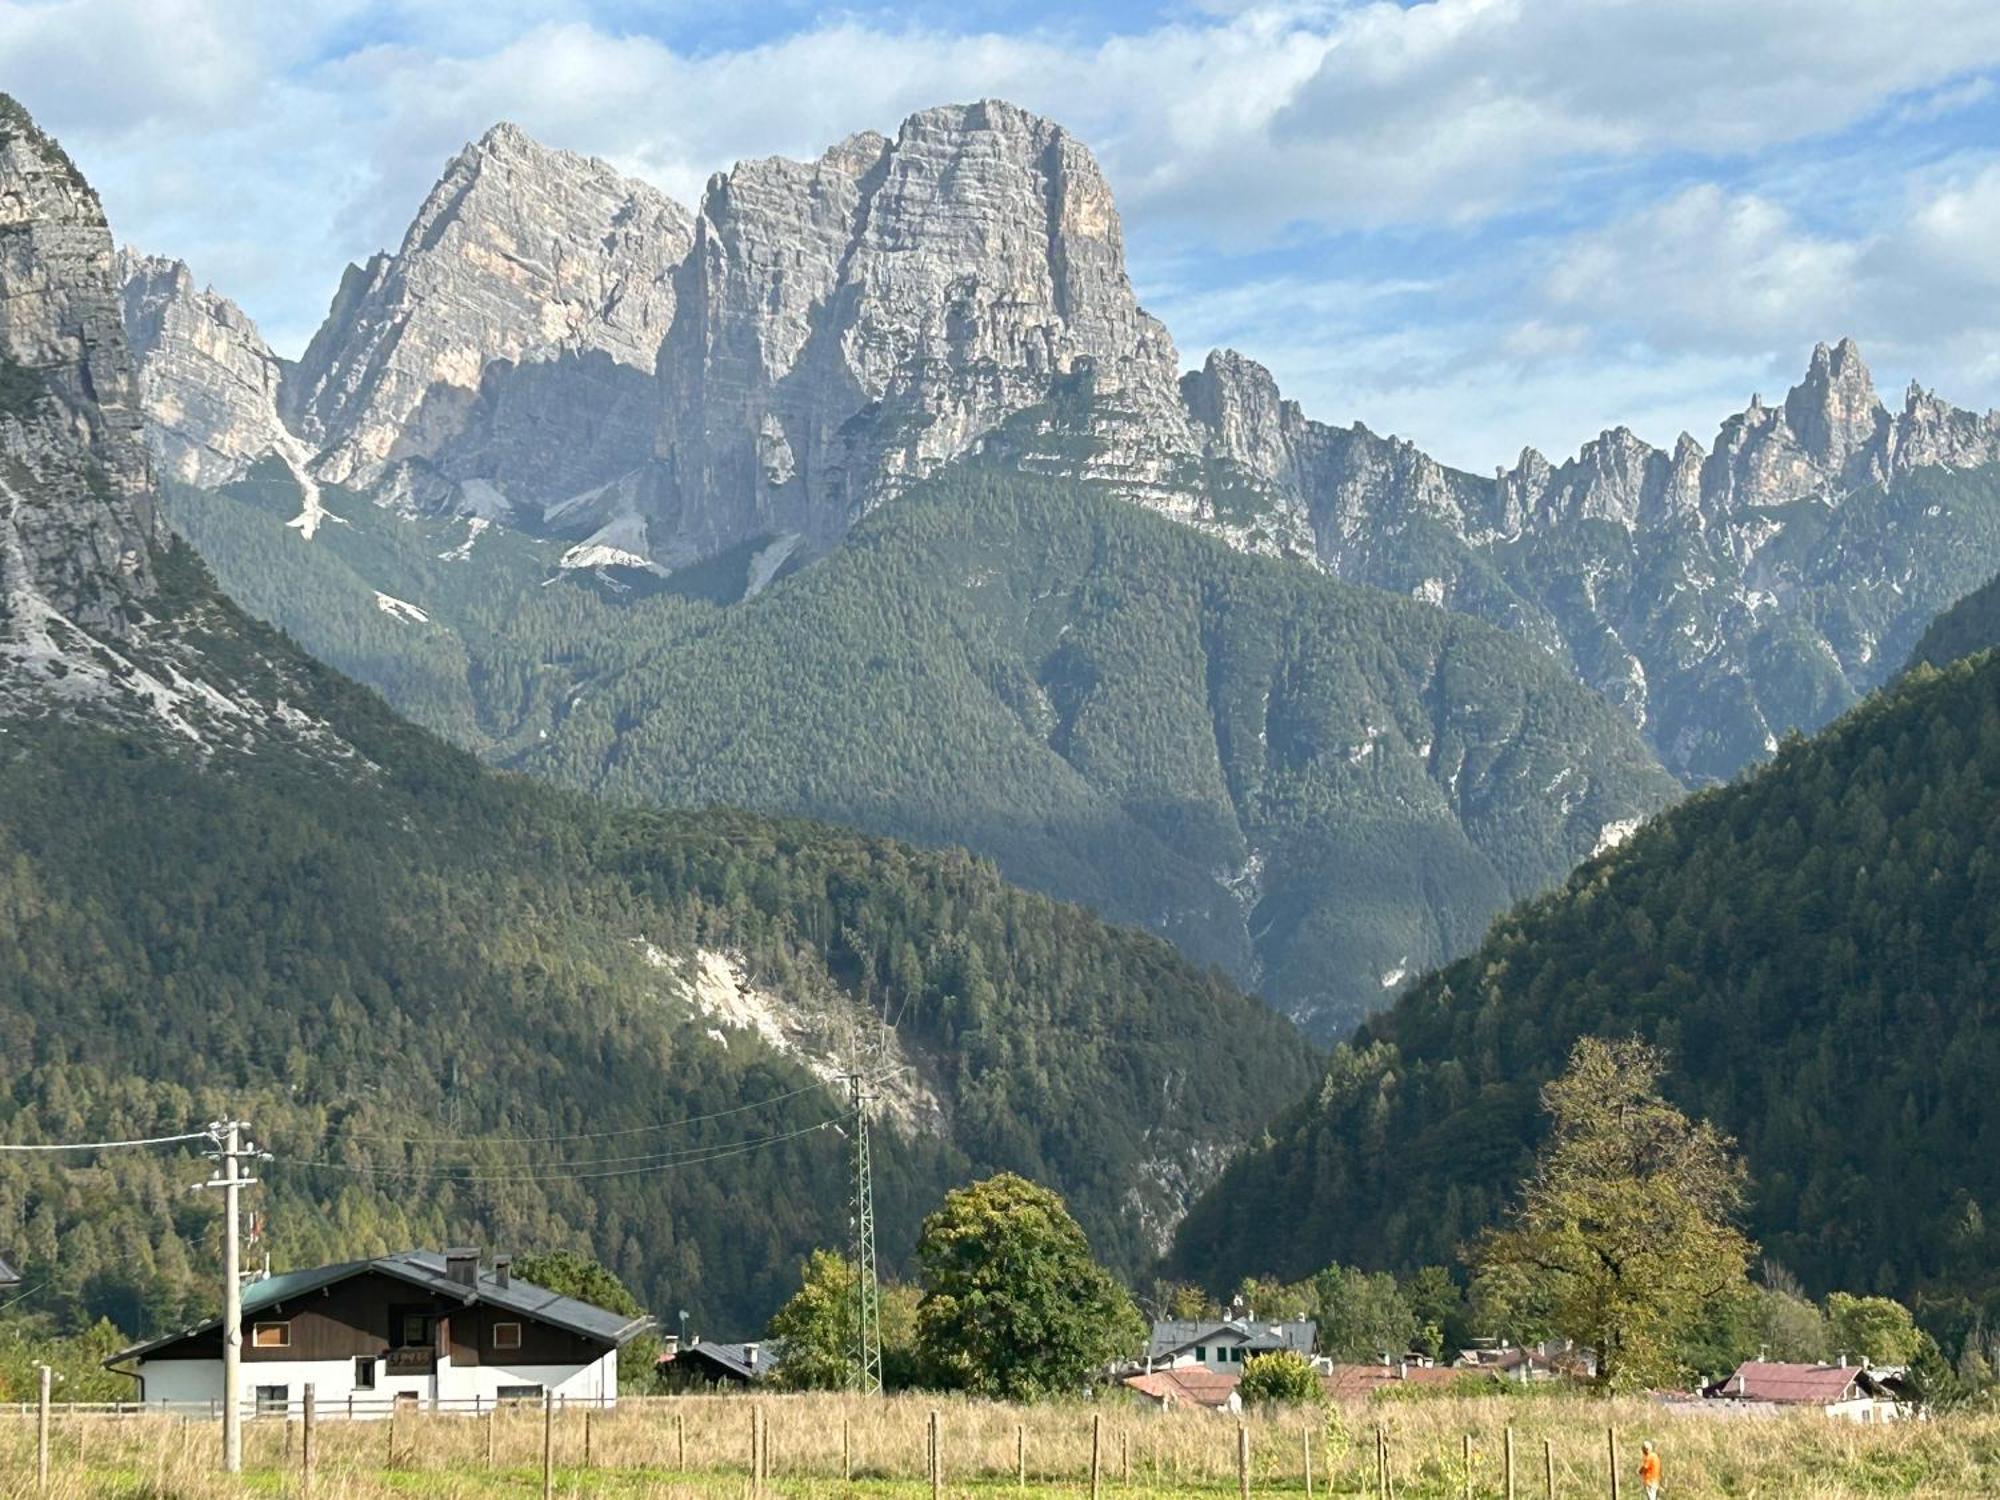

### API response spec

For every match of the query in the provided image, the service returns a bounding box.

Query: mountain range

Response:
[1167,642,2000,1320]
[0,93,1314,1334]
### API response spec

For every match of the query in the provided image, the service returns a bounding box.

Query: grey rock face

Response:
[0,96,155,632]
[648,100,1210,563]
[1190,338,2000,781]
[282,122,692,499]
[119,251,294,487]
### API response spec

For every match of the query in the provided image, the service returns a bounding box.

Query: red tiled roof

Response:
[1123,1368,1240,1408]
[1322,1364,1471,1400]
[1721,1362,1873,1404]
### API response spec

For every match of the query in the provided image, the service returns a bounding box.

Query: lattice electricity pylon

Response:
[848,1061,884,1396]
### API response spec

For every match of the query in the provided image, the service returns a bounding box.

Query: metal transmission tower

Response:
[848,1056,884,1396]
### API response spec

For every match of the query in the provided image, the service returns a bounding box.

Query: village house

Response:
[1704,1360,1907,1422]
[1455,1338,1596,1383]
[656,1336,785,1388]
[1122,1366,1243,1414]
[1145,1316,1317,1375]
[106,1249,652,1417]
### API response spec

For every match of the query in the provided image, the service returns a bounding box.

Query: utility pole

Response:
[848,1053,883,1396]
[203,1118,259,1475]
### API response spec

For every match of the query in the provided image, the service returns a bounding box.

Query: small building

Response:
[1456,1339,1596,1382]
[1146,1317,1316,1375]
[1707,1360,1905,1422]
[1123,1366,1242,1415]
[1322,1361,1476,1401]
[106,1249,651,1416]
[0,1254,19,1290]
[656,1336,784,1388]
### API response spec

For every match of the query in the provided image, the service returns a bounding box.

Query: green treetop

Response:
[913,1173,1142,1399]
[1472,1037,1754,1393]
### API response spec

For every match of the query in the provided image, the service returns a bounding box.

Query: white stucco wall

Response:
[131,1349,619,1417]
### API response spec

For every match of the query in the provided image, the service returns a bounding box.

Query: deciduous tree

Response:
[1471,1037,1753,1392]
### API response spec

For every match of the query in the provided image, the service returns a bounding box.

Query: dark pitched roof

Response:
[0,1254,19,1287]
[659,1339,786,1382]
[1147,1319,1316,1360]
[107,1251,653,1366]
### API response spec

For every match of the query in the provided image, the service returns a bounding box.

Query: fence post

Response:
[1606,1428,1619,1500]
[302,1383,316,1499]
[1122,1428,1130,1485]
[1017,1422,1026,1486]
[1304,1426,1314,1499]
[844,1416,853,1481]
[487,1407,497,1469]
[1505,1425,1516,1500]
[37,1365,51,1496]
[1236,1422,1249,1500]
[1375,1425,1387,1500]
[677,1409,686,1471]
[1091,1412,1103,1500]
[931,1408,942,1500]
[1544,1438,1555,1500]
[1463,1433,1473,1500]
[542,1391,555,1500]
[584,1408,593,1468]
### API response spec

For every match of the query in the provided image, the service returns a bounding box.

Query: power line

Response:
[0,1130,212,1152]
[326,1079,839,1147]
[273,1118,842,1186]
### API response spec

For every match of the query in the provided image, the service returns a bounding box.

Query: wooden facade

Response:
[145,1271,604,1369]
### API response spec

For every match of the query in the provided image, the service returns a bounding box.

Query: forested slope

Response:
[1167,652,2000,1321]
[165,465,1677,1036]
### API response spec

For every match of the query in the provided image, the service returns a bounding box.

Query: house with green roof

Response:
[106,1249,652,1417]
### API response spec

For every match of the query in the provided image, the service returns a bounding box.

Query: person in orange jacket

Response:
[1639,1439,1662,1499]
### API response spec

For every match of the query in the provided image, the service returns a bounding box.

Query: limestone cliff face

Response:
[281,122,692,498]
[1186,338,2000,781]
[0,96,155,632]
[647,100,1207,562]
[119,252,293,487]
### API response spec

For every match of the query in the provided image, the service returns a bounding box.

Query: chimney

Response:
[1838,1352,1847,1368]
[1397,1361,1408,1381]
[745,1342,760,1371]
[661,1334,679,1357]
[493,1255,511,1290]
[445,1248,479,1287]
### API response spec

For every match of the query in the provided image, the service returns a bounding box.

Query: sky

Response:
[11,0,2000,471]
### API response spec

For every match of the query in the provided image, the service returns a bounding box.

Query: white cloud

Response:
[10,0,2000,468]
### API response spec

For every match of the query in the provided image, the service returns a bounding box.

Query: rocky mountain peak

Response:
[0,95,156,632]
[283,120,694,490]
[118,250,296,488]
[1784,335,1886,473]
[648,97,1202,563]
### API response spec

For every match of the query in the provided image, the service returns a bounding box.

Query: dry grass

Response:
[1,1390,1997,1498]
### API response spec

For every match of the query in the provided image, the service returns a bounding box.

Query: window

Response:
[255,1385,289,1417]
[1194,1346,1206,1361]
[491,1322,523,1351]
[497,1384,544,1405]
[353,1357,376,1390]
[400,1313,431,1346]
[250,1322,290,1349]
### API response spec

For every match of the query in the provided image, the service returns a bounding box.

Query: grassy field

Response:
[2,1390,1998,1498]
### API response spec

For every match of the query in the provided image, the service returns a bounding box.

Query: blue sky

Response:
[11,0,2000,470]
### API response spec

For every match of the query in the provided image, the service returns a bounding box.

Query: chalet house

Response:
[1707,1360,1906,1422]
[107,1249,652,1417]
[1122,1367,1242,1414]
[656,1336,785,1387]
[1145,1317,1316,1375]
